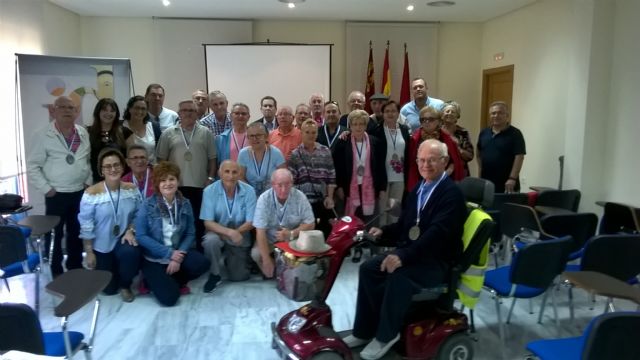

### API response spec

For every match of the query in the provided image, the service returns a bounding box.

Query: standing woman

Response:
[333,110,387,224]
[123,95,161,165]
[371,101,410,226]
[134,161,210,307]
[88,98,132,183]
[406,106,465,191]
[237,122,286,196]
[441,101,474,177]
[78,148,141,302]
[288,119,337,237]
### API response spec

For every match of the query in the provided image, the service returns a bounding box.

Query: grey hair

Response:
[419,139,448,157]
[271,168,294,182]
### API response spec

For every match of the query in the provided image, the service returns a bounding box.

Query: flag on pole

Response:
[364,41,375,114]
[399,43,411,106]
[381,41,391,97]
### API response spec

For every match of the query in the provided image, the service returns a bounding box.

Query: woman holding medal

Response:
[134,161,210,306]
[333,110,387,224]
[78,148,142,302]
[371,101,410,226]
[237,122,286,196]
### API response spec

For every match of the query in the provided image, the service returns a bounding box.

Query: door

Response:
[481,65,514,129]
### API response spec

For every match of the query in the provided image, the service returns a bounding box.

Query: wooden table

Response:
[563,271,640,305]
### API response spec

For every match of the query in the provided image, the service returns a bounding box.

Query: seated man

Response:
[344,139,467,360]
[201,160,256,292]
[251,168,315,278]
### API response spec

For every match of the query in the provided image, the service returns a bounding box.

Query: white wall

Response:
[0,0,79,194]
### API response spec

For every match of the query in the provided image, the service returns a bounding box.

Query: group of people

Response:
[27,76,526,357]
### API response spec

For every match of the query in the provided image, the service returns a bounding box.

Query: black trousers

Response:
[94,242,142,295]
[310,200,334,239]
[179,186,204,251]
[44,190,84,276]
[352,254,446,342]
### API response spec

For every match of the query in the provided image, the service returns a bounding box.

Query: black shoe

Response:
[352,248,363,263]
[203,274,222,293]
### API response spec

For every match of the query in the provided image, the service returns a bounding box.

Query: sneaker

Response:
[179,285,191,295]
[120,288,135,303]
[360,334,400,360]
[203,274,222,293]
[342,334,370,348]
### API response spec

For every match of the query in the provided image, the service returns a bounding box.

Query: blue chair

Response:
[540,212,598,260]
[483,236,573,343]
[0,269,111,358]
[526,312,640,360]
[0,225,41,311]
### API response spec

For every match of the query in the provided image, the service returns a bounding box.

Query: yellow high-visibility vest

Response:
[457,208,492,309]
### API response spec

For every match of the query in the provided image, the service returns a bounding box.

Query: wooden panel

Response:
[481,65,514,128]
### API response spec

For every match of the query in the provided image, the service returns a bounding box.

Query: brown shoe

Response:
[120,288,135,303]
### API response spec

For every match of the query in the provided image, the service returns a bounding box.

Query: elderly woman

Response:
[78,148,141,302]
[123,95,161,165]
[200,160,257,292]
[134,161,210,306]
[88,98,132,183]
[406,106,465,190]
[237,122,286,196]
[333,110,387,223]
[288,119,337,237]
[371,101,410,226]
[122,144,154,199]
[441,101,474,177]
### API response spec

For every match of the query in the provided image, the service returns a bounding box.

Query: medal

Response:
[113,224,121,236]
[409,225,420,241]
[104,182,121,239]
[180,126,196,160]
[56,123,78,166]
[66,154,75,164]
[184,151,193,161]
[355,138,366,177]
[357,165,365,176]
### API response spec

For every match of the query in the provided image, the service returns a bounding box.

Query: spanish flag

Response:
[365,41,375,114]
[381,41,391,97]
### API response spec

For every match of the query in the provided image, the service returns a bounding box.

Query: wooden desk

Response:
[534,205,574,216]
[563,271,640,305]
[18,215,60,237]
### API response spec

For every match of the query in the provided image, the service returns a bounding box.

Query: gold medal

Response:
[408,225,420,240]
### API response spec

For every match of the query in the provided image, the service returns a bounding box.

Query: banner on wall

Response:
[15,54,132,209]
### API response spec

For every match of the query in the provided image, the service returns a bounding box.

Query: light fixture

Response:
[427,1,455,6]
[278,0,306,4]
[162,0,170,6]
[407,4,415,11]
[288,3,295,8]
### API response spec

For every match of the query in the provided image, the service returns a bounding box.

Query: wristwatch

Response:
[289,229,295,241]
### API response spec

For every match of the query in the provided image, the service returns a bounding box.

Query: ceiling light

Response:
[407,4,415,11]
[278,0,306,4]
[288,3,295,8]
[427,1,455,6]
[162,0,170,6]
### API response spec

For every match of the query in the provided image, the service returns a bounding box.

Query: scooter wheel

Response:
[311,350,343,360]
[436,333,474,360]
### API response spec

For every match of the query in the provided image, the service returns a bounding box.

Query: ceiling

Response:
[49,0,538,23]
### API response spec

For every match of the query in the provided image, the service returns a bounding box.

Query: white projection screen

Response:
[204,44,331,117]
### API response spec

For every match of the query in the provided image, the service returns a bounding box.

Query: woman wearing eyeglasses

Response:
[237,122,286,196]
[123,95,161,165]
[88,98,132,183]
[78,148,142,302]
[406,106,465,191]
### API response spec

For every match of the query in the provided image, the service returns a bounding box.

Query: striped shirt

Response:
[288,143,336,203]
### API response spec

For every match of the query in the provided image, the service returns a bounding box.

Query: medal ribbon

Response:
[180,126,196,152]
[225,185,238,218]
[132,168,149,198]
[163,197,179,227]
[415,171,447,225]
[55,123,78,155]
[231,131,246,151]
[272,190,290,227]
[104,182,121,229]
[252,147,271,180]
[324,126,341,148]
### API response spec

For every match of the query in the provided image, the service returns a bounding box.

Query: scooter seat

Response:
[411,284,448,302]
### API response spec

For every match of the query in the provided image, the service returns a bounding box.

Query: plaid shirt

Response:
[200,112,231,137]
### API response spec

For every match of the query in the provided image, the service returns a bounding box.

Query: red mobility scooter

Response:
[271,179,495,360]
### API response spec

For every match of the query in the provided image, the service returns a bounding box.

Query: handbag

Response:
[0,194,23,212]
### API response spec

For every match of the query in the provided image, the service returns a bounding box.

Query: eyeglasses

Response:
[128,156,147,162]
[248,134,265,139]
[101,163,123,171]
[416,157,444,166]
[420,117,440,123]
[55,105,75,111]
[233,111,249,116]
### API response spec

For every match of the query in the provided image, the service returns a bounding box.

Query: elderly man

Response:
[294,103,311,129]
[400,78,445,132]
[200,90,232,137]
[216,102,250,165]
[368,93,389,131]
[317,100,346,151]
[27,96,92,277]
[339,90,366,127]
[309,93,325,126]
[477,101,526,193]
[157,100,217,249]
[192,89,209,119]
[145,83,179,132]
[257,96,278,132]
[201,160,256,292]
[344,139,466,360]
[268,106,302,161]
[122,144,154,199]
[252,169,315,278]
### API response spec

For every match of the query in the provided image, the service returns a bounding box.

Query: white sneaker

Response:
[342,334,370,348]
[359,334,400,360]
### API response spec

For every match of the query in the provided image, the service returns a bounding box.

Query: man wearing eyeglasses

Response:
[27,96,93,277]
[122,144,154,199]
[400,78,445,132]
[339,90,366,127]
[157,100,217,250]
[344,139,466,360]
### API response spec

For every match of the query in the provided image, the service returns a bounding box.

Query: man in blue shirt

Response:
[400,78,445,132]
